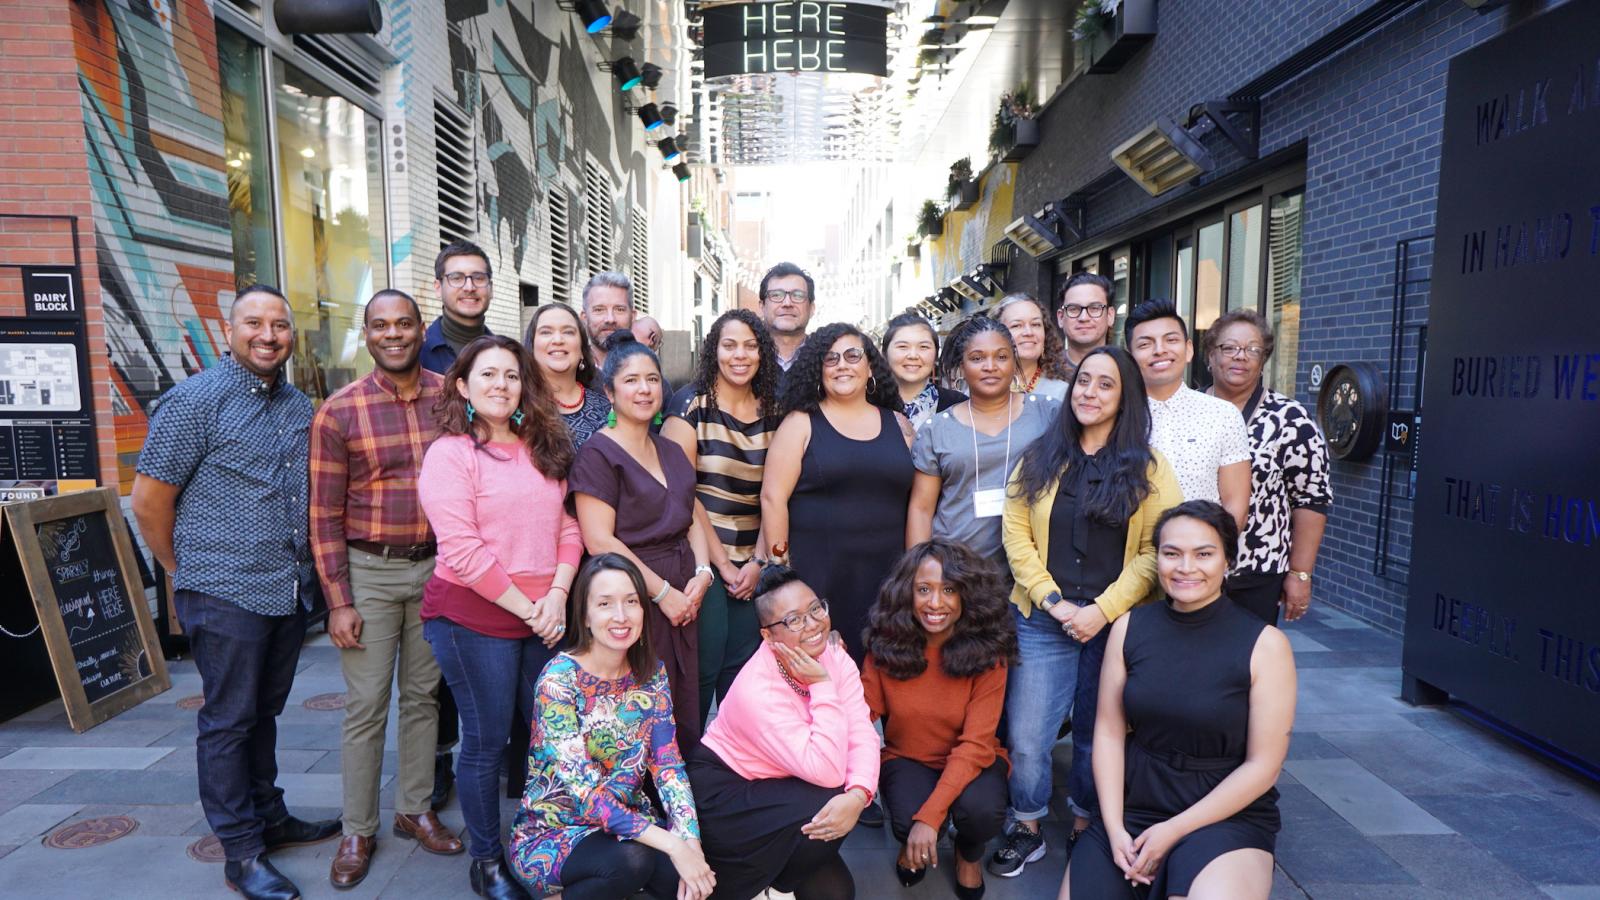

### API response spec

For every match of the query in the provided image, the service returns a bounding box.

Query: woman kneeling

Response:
[689,565,880,899]
[509,554,714,900]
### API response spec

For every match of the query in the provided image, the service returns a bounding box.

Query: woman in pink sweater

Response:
[418,335,581,900]
[688,565,880,899]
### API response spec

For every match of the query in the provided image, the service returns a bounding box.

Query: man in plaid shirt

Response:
[310,289,464,888]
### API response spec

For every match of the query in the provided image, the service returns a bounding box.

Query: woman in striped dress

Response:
[662,308,785,721]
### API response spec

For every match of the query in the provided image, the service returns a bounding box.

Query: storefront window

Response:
[272,58,388,401]
[1227,204,1263,314]
[1194,220,1225,331]
[1266,191,1304,393]
[1175,235,1194,321]
[219,25,275,288]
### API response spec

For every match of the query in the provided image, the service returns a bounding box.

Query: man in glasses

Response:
[420,240,495,377]
[1055,271,1117,382]
[758,262,817,390]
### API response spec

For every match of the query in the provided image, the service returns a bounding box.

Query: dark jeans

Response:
[1069,627,1111,819]
[881,757,1008,863]
[559,834,678,899]
[696,574,761,723]
[424,616,552,861]
[175,589,306,862]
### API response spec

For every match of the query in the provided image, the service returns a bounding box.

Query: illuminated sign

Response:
[702,2,888,78]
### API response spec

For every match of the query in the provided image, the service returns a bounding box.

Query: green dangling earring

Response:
[511,409,525,427]
[652,411,664,426]
[465,402,476,423]
[606,409,617,428]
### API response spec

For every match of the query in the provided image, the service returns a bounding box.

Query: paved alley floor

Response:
[0,604,1597,899]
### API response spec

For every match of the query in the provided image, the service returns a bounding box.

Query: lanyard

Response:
[970,394,1014,491]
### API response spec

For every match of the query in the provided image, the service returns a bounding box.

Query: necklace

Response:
[556,384,584,411]
[1018,365,1042,394]
[776,655,811,697]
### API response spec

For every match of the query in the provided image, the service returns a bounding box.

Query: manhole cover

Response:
[43,815,138,849]
[304,692,346,711]
[187,834,225,863]
[177,695,205,711]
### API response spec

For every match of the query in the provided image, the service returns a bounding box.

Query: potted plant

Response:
[1074,0,1157,74]
[906,238,921,259]
[988,84,1039,162]
[946,157,979,209]
[918,199,945,238]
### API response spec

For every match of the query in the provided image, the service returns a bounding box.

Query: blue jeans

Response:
[424,617,553,861]
[175,590,305,861]
[1003,604,1081,822]
[1069,628,1110,819]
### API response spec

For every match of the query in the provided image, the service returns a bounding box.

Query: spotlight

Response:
[637,102,665,131]
[657,136,682,163]
[576,0,611,33]
[659,102,678,127]
[611,56,642,91]
[639,62,663,89]
[672,162,691,182]
[609,8,642,41]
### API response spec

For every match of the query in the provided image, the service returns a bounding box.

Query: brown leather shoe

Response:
[329,835,374,890]
[392,811,464,856]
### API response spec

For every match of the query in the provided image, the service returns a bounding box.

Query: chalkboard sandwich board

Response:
[4,488,170,732]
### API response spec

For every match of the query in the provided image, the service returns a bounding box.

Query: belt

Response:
[1131,737,1244,773]
[349,539,437,562]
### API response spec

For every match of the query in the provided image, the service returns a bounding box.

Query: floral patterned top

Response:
[508,654,699,895]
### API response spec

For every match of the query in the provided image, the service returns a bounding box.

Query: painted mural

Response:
[926,161,1018,286]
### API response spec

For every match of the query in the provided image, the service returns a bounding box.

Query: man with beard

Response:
[1055,271,1117,382]
[134,285,339,900]
[311,290,464,888]
[579,271,636,370]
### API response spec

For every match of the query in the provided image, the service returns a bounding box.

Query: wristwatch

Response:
[694,564,714,580]
[1038,591,1063,612]
[1287,570,1312,582]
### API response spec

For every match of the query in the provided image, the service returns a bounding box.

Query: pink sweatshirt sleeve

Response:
[829,647,883,795]
[555,487,583,568]
[719,646,853,787]
[418,438,514,599]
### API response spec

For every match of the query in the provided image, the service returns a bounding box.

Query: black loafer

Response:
[224,854,300,900]
[262,814,341,851]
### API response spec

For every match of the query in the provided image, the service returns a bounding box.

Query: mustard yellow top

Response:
[1002,450,1183,620]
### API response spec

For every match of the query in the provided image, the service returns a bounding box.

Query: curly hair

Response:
[939,315,1016,389]
[524,303,597,387]
[690,308,780,418]
[995,293,1071,382]
[434,335,573,479]
[778,322,903,416]
[863,539,1018,681]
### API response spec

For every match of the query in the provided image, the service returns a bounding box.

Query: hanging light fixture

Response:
[672,162,691,183]
[611,56,642,91]
[659,102,678,127]
[609,8,642,41]
[637,102,665,131]
[575,0,611,33]
[638,62,663,89]
[657,136,682,163]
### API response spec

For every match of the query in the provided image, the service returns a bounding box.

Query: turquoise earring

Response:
[652,411,664,426]
[511,409,525,426]
[466,402,476,423]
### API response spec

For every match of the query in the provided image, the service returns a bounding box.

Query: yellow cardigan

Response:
[1003,450,1183,620]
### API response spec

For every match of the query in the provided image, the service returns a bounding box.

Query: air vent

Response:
[434,97,475,244]
[549,188,571,306]
[583,159,616,275]
[629,208,650,315]
[292,34,382,96]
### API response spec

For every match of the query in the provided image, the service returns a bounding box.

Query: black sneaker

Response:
[987,824,1046,877]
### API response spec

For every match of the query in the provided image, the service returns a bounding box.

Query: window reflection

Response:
[219,25,275,288]
[1267,191,1304,393]
[1227,204,1263,314]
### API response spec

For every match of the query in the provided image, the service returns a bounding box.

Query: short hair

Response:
[229,284,293,326]
[1154,500,1240,570]
[565,553,656,682]
[363,288,421,324]
[581,271,634,310]
[1202,308,1275,363]
[1060,271,1115,310]
[753,564,809,625]
[434,240,492,281]
[759,262,815,303]
[1124,298,1188,346]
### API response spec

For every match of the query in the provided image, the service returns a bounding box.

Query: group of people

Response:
[130,241,1333,900]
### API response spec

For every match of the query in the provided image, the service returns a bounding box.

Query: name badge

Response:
[973,488,1006,518]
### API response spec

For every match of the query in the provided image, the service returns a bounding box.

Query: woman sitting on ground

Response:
[1062,500,1295,900]
[862,539,1018,899]
[508,554,714,900]
[688,565,880,899]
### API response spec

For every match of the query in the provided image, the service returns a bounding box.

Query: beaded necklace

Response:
[776,655,811,698]
[556,384,585,411]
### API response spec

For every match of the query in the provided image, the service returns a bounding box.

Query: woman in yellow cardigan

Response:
[988,346,1182,880]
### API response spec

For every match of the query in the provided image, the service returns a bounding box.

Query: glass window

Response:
[219,25,275,288]
[1227,204,1263,313]
[272,57,388,401]
[1111,248,1130,320]
[1144,232,1172,306]
[1194,219,1225,330]
[1174,235,1194,322]
[1266,191,1305,393]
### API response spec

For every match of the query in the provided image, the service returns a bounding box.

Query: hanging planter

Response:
[946,157,979,210]
[1075,0,1157,74]
[988,85,1040,162]
[906,240,921,259]
[918,199,945,237]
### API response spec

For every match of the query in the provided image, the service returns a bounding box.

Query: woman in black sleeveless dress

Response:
[762,323,914,664]
[1064,500,1296,900]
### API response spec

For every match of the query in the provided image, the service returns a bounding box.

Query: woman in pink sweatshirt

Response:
[688,565,880,899]
[418,335,581,900]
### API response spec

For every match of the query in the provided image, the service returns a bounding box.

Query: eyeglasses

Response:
[1062,303,1109,319]
[443,272,491,289]
[761,598,830,632]
[822,348,866,368]
[1215,343,1266,360]
[763,289,811,304]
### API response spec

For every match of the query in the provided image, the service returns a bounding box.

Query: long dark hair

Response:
[1013,345,1153,524]
[565,553,656,682]
[864,540,1018,680]
[435,335,573,478]
[524,303,597,387]
[778,322,902,416]
[880,313,941,386]
[691,308,779,418]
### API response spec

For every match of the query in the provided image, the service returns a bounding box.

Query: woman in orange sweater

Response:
[862,539,1019,899]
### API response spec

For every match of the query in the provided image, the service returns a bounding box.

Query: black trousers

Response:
[1226,570,1283,626]
[880,756,1009,863]
[559,834,678,900]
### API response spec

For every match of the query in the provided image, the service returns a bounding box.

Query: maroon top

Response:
[567,432,697,589]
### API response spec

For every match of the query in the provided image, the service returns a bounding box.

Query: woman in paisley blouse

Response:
[1201,310,1332,625]
[509,554,715,900]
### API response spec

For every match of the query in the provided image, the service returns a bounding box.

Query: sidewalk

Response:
[0,604,1596,899]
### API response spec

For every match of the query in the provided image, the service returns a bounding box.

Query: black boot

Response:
[431,751,456,810]
[224,855,300,900]
[469,856,528,900]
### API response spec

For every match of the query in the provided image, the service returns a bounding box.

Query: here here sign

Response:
[702,2,889,78]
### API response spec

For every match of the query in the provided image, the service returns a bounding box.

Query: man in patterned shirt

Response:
[1125,298,1252,529]
[311,290,464,888]
[133,285,339,900]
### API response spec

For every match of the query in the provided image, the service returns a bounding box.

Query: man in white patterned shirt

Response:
[1125,298,1251,528]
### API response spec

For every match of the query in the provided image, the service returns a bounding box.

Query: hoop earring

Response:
[511,409,525,426]
[465,402,476,423]
[868,375,878,394]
